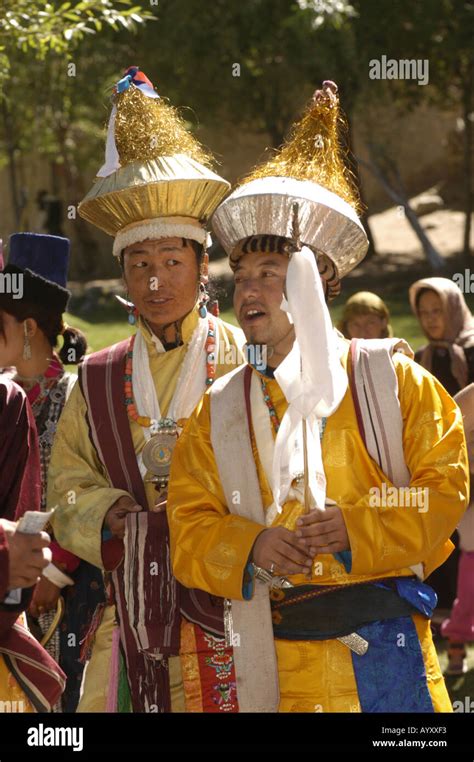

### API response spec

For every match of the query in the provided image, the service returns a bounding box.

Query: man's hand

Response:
[0,519,51,589]
[104,496,142,539]
[295,505,350,554]
[29,575,61,618]
[251,526,314,576]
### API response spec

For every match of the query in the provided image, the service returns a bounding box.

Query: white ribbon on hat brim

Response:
[112,218,212,258]
[272,245,348,513]
[97,104,121,178]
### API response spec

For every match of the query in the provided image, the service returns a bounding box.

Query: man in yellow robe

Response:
[167,81,469,712]
[47,66,245,712]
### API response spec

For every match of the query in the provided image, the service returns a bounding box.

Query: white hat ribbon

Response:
[272,245,347,512]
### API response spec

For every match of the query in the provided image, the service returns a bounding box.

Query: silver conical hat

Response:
[212,176,368,279]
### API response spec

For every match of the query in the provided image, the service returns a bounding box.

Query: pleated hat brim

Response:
[212,176,368,279]
[79,154,231,236]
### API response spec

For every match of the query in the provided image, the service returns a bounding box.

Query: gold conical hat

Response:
[78,67,230,243]
[212,81,368,279]
[80,155,230,236]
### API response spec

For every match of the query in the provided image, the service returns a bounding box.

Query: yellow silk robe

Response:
[168,349,469,712]
[47,307,245,711]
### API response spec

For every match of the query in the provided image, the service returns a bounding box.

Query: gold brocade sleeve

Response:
[167,394,265,600]
[339,353,469,578]
[48,382,131,569]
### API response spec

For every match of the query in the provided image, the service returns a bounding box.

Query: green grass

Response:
[66,312,134,355]
[64,301,134,375]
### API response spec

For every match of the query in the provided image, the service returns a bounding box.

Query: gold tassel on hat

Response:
[79,66,230,241]
[242,81,361,214]
[212,80,368,279]
[113,82,213,169]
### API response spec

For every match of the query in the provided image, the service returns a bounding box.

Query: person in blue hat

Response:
[0,232,104,712]
[0,232,85,374]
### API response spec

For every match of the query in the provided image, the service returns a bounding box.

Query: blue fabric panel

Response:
[373,577,437,618]
[351,616,435,713]
[395,578,438,617]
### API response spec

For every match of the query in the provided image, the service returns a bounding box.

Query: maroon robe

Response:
[0,377,65,711]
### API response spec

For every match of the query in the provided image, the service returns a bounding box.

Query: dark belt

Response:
[270,579,417,641]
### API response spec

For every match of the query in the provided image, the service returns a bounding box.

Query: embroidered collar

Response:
[16,353,64,407]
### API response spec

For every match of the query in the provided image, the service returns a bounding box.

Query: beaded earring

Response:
[126,294,138,325]
[198,282,209,318]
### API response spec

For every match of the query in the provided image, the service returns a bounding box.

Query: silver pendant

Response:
[142,426,178,479]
